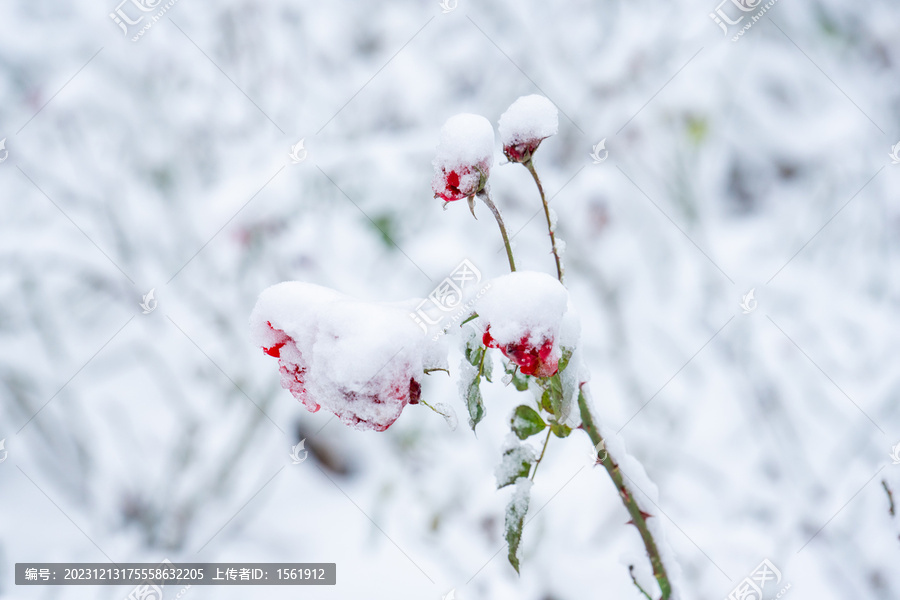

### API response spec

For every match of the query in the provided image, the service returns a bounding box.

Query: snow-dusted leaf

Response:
[496,437,536,488]
[505,478,532,574]
[432,402,458,431]
[510,405,545,440]
[557,347,574,373]
[549,420,572,438]
[464,375,485,431]
[538,375,565,418]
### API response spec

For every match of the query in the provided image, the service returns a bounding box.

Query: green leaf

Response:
[539,388,552,412]
[460,312,479,326]
[505,479,532,574]
[465,344,484,367]
[549,421,572,438]
[558,347,574,373]
[510,405,546,440]
[465,375,485,431]
[505,362,530,391]
[496,446,533,488]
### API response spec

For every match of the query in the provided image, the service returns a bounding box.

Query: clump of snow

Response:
[250,281,445,431]
[476,270,569,353]
[434,113,495,170]
[498,95,558,152]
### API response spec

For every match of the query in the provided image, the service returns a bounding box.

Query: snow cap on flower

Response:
[432,113,495,202]
[476,271,570,377]
[498,95,558,163]
[251,282,441,432]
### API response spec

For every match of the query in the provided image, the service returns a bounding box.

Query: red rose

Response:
[260,321,421,431]
[483,326,558,378]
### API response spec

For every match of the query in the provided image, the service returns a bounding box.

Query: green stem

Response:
[530,427,553,481]
[523,159,563,283]
[578,386,673,599]
[477,189,516,273]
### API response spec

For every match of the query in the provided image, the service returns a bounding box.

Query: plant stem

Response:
[577,385,673,599]
[629,565,654,600]
[477,189,516,273]
[884,479,896,517]
[523,159,564,283]
[530,427,553,481]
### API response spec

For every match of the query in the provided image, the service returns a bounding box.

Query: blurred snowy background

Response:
[1,0,900,598]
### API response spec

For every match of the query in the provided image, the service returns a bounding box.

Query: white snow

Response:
[432,113,495,171]
[507,476,533,521]
[498,94,559,149]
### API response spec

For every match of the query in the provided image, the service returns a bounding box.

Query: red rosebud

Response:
[432,164,488,202]
[483,325,558,378]
[498,95,559,164]
[432,113,495,203]
[501,138,544,164]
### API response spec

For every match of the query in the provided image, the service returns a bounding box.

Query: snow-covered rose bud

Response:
[476,271,573,379]
[432,114,495,202]
[498,95,558,164]
[251,282,444,432]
